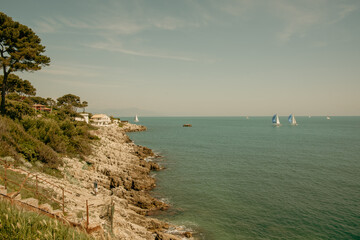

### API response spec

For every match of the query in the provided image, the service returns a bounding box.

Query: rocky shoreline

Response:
[52,123,192,239]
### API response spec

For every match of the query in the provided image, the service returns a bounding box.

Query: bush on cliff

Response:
[0,116,60,168]
[5,100,35,120]
[21,116,96,156]
[0,91,98,172]
[0,200,93,240]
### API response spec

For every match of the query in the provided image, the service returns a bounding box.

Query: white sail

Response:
[289,113,297,125]
[272,114,281,126]
[134,115,139,122]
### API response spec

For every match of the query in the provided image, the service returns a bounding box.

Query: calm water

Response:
[127,117,360,240]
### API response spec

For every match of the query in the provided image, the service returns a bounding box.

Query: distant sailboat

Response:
[326,116,331,120]
[288,114,298,126]
[272,114,281,126]
[134,115,139,122]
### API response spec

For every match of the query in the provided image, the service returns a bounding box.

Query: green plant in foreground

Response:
[0,200,93,240]
[0,167,61,210]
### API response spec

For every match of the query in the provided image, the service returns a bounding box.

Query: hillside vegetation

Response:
[0,83,98,174]
[0,200,93,240]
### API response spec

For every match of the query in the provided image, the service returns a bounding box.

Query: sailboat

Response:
[326,116,331,120]
[272,114,281,126]
[288,114,298,126]
[134,115,139,122]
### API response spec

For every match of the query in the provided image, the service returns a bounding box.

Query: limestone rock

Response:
[45,124,182,239]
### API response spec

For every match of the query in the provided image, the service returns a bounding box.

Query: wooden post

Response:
[35,175,38,197]
[4,163,7,190]
[86,200,89,230]
[62,187,65,215]
[110,198,114,233]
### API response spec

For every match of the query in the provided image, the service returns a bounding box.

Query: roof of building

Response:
[91,114,110,119]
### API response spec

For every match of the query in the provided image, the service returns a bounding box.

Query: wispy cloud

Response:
[40,63,105,78]
[330,4,358,24]
[87,41,197,62]
[272,0,358,42]
[35,15,146,35]
[34,6,204,35]
[216,0,358,42]
[220,0,255,17]
[274,1,321,42]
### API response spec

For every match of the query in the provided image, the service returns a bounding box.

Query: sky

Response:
[2,0,360,116]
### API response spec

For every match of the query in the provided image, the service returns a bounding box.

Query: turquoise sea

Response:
[127,117,360,240]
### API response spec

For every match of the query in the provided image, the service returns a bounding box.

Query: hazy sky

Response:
[2,0,360,116]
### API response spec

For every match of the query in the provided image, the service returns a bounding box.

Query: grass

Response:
[0,200,93,240]
[0,166,61,210]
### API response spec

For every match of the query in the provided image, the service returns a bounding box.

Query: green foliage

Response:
[0,74,36,96]
[29,96,48,105]
[81,101,88,112]
[0,116,60,168]
[57,94,81,107]
[46,97,56,108]
[0,200,93,240]
[0,12,50,115]
[5,99,35,120]
[0,167,61,208]
[21,115,95,156]
[57,94,88,113]
[22,117,67,153]
[5,92,21,101]
[0,12,51,71]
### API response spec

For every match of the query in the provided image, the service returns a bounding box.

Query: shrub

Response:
[0,200,93,240]
[5,100,35,120]
[21,115,96,157]
[0,116,61,168]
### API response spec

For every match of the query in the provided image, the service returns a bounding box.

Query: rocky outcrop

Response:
[48,123,189,239]
[122,123,147,132]
[11,122,194,239]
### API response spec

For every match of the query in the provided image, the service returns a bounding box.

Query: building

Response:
[90,114,111,126]
[32,104,51,112]
[75,113,89,124]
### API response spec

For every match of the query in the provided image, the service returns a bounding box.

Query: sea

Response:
[125,116,360,240]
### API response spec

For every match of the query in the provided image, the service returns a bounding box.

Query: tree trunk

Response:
[0,68,7,115]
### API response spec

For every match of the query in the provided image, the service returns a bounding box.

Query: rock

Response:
[3,156,15,163]
[155,231,181,240]
[35,161,44,168]
[42,124,183,239]
[184,231,192,238]
[149,162,161,171]
[121,123,147,132]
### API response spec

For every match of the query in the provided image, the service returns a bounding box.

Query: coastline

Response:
[54,123,190,239]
